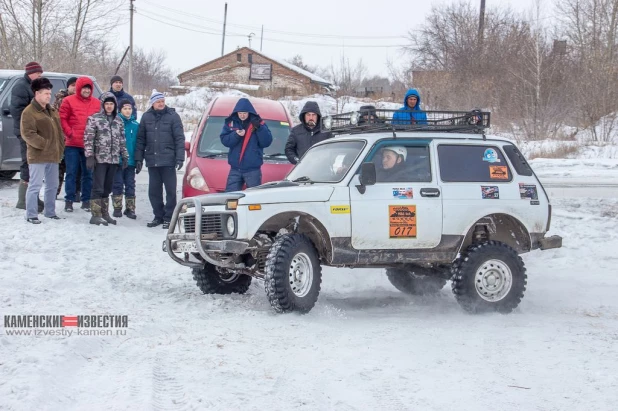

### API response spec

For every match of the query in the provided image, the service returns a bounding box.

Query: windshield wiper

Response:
[201,152,227,158]
[263,153,286,158]
[291,176,315,183]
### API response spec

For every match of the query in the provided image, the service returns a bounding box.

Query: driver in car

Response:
[376,146,409,182]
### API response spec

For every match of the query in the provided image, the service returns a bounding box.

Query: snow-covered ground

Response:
[1,160,617,410]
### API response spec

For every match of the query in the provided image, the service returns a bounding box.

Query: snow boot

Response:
[101,197,117,225]
[89,199,108,226]
[112,195,123,218]
[15,180,27,210]
[147,218,164,228]
[123,196,136,219]
[81,200,91,212]
[65,200,73,212]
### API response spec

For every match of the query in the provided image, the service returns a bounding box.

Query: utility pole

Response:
[128,0,135,93]
[260,25,263,51]
[221,3,227,56]
[478,0,486,47]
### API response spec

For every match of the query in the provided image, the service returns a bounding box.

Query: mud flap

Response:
[539,235,562,250]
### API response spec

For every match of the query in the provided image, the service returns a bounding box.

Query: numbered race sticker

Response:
[389,205,417,238]
[489,165,509,180]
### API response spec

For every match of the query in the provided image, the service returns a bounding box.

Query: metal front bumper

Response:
[163,197,249,268]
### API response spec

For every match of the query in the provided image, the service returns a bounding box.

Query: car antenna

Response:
[390,124,397,138]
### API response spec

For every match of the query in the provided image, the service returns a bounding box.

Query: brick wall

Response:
[179,48,323,95]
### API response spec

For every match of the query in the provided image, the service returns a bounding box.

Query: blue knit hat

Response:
[149,89,165,106]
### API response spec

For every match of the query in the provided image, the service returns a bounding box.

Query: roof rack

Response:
[321,109,490,135]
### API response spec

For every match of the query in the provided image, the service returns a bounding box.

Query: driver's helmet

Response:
[383,146,407,161]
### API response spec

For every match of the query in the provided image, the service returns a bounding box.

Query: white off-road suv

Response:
[163,110,562,314]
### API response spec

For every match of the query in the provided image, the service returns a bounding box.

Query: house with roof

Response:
[177,47,333,95]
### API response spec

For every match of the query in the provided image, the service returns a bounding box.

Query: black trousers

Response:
[148,166,177,221]
[91,163,119,200]
[18,135,29,182]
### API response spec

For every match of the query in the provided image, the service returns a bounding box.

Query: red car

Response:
[183,96,295,197]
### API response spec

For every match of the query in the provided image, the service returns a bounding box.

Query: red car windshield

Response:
[196,116,290,159]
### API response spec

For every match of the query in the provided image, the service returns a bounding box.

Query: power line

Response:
[139,0,407,40]
[136,11,407,48]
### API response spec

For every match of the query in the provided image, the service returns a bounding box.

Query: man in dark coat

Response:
[284,101,332,164]
[11,61,44,210]
[109,75,137,115]
[135,90,185,229]
[220,98,273,192]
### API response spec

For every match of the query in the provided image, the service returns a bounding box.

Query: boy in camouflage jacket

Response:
[84,92,129,226]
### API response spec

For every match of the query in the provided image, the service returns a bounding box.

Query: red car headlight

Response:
[187,167,210,192]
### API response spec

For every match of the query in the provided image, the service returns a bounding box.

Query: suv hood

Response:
[238,184,334,205]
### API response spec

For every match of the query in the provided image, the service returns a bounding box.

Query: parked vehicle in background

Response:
[182,96,294,197]
[0,70,103,179]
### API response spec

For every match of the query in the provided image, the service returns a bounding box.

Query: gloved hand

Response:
[292,156,300,165]
[86,156,96,170]
[250,116,262,129]
[176,161,184,171]
[135,160,143,174]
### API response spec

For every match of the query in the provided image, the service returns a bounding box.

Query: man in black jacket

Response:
[11,61,44,210]
[284,101,332,164]
[134,90,185,229]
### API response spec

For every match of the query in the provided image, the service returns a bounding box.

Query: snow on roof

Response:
[246,48,333,87]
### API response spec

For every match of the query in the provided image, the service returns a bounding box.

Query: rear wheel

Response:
[0,171,17,180]
[451,241,527,313]
[386,266,447,295]
[192,263,252,295]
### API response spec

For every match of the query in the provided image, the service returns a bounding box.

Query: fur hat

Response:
[110,75,123,86]
[25,61,43,75]
[31,77,53,93]
[149,89,165,106]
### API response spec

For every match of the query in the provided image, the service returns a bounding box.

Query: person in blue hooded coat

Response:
[220,98,273,192]
[391,88,427,125]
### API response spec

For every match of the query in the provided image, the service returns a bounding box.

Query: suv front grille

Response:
[183,214,223,239]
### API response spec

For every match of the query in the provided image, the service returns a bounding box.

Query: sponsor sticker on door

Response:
[489,165,509,180]
[330,205,350,214]
[389,205,417,238]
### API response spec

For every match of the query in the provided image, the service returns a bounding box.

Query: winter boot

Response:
[147,218,164,228]
[81,200,91,212]
[15,180,27,210]
[112,195,123,218]
[101,197,117,225]
[123,196,136,219]
[65,200,73,212]
[89,199,108,226]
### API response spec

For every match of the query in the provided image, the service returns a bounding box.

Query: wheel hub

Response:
[289,252,313,298]
[475,259,513,302]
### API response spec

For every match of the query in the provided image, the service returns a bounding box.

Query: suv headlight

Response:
[226,215,235,236]
[187,167,209,192]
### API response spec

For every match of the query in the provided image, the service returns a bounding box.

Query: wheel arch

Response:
[459,213,531,254]
[257,211,333,262]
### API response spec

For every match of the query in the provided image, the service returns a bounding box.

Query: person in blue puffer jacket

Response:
[391,88,428,125]
[220,98,273,192]
[111,99,139,219]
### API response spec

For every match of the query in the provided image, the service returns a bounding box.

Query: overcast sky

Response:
[115,0,540,80]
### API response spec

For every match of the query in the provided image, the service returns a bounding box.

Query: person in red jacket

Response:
[59,77,100,212]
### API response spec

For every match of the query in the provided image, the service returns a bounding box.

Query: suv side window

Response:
[503,144,533,176]
[438,144,512,182]
[49,78,65,103]
[367,143,432,183]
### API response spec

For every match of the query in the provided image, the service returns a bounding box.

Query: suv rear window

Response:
[438,144,512,182]
[196,116,290,159]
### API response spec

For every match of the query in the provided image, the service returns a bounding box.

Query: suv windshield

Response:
[286,140,366,183]
[0,77,9,93]
[196,116,290,159]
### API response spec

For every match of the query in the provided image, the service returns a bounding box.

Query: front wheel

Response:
[451,241,527,313]
[264,233,322,314]
[192,263,252,295]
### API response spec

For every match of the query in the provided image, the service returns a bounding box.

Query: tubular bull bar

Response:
[164,197,249,269]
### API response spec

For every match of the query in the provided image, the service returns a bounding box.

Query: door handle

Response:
[420,188,440,197]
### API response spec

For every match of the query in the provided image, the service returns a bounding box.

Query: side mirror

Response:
[357,162,376,194]
[184,141,190,153]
